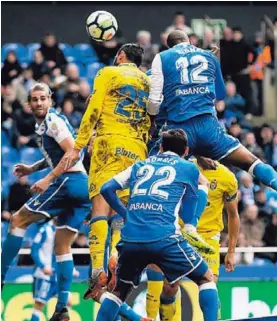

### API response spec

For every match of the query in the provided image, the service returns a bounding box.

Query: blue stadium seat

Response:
[59,43,74,57]
[1,222,9,245]
[26,43,40,61]
[86,62,105,79]
[1,146,20,167]
[19,147,43,165]
[76,63,87,78]
[74,43,98,63]
[1,43,28,63]
[1,130,10,147]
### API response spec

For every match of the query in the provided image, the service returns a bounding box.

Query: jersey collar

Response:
[35,107,54,135]
[173,42,190,48]
[162,151,179,157]
[119,63,137,68]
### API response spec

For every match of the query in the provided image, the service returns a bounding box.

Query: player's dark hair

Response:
[161,129,188,156]
[118,43,144,67]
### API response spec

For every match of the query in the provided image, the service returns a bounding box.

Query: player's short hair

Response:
[27,83,53,102]
[118,43,144,67]
[161,129,188,156]
[167,30,189,48]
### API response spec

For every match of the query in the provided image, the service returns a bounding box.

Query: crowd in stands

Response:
[1,12,277,265]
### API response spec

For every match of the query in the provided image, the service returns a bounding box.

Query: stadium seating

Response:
[1,146,20,167]
[26,43,40,61]
[74,43,98,63]
[19,147,43,165]
[1,130,10,147]
[86,62,105,79]
[1,43,29,63]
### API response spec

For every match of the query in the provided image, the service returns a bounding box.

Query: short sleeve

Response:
[46,114,72,144]
[224,172,238,202]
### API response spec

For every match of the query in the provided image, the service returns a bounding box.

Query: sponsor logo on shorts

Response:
[210,179,217,190]
[34,200,41,207]
[115,147,139,160]
[89,183,96,193]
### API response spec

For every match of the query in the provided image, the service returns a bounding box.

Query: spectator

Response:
[1,84,23,123]
[249,32,272,115]
[62,99,82,130]
[224,81,246,125]
[259,124,274,165]
[16,68,36,93]
[215,100,226,129]
[12,101,37,148]
[92,37,122,65]
[8,176,31,213]
[29,50,49,81]
[242,132,265,159]
[220,26,234,78]
[202,28,217,50]
[239,172,255,206]
[272,133,277,170]
[254,189,274,217]
[39,32,67,71]
[229,27,252,113]
[189,33,200,47]
[265,188,277,214]
[159,31,169,53]
[166,11,193,35]
[72,232,90,265]
[1,51,22,86]
[235,232,254,264]
[262,213,277,263]
[75,80,91,112]
[228,120,243,141]
[136,30,158,71]
[241,204,265,247]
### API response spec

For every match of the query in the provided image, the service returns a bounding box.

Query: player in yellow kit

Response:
[146,160,240,321]
[65,43,151,298]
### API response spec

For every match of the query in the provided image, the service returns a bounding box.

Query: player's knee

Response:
[10,209,31,230]
[34,301,45,311]
[198,268,215,284]
[148,264,162,272]
[162,280,179,298]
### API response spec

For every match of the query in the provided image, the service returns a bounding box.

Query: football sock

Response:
[250,161,277,191]
[119,302,142,321]
[146,267,164,319]
[160,295,176,321]
[1,227,25,281]
[89,216,109,269]
[109,214,123,257]
[199,282,218,321]
[30,309,42,321]
[55,253,73,312]
[172,287,181,321]
[96,293,122,321]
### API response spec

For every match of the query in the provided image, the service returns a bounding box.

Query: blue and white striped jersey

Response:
[35,108,85,172]
[31,221,56,281]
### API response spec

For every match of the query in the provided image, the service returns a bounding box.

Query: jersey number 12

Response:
[176,55,208,84]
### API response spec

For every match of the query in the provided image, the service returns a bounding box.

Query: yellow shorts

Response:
[88,135,147,199]
[198,230,220,276]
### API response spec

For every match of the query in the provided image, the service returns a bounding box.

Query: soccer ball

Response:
[86,10,118,42]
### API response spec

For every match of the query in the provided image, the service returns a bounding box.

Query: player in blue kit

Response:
[147,30,277,193]
[1,83,90,321]
[97,129,219,321]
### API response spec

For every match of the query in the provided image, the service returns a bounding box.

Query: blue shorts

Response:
[116,235,208,286]
[166,114,241,160]
[33,278,57,303]
[25,172,91,233]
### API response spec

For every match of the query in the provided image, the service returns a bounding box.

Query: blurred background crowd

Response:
[1,11,277,267]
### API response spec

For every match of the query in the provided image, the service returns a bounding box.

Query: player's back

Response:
[160,43,225,123]
[96,64,151,143]
[121,152,199,242]
[197,162,238,233]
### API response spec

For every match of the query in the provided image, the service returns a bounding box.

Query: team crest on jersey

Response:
[210,179,217,190]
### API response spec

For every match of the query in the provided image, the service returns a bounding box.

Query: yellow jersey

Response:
[197,162,238,233]
[75,63,151,150]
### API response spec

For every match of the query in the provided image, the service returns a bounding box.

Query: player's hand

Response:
[210,45,220,58]
[13,164,33,177]
[43,266,53,276]
[196,156,217,170]
[62,149,80,171]
[225,252,236,272]
[30,177,51,194]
